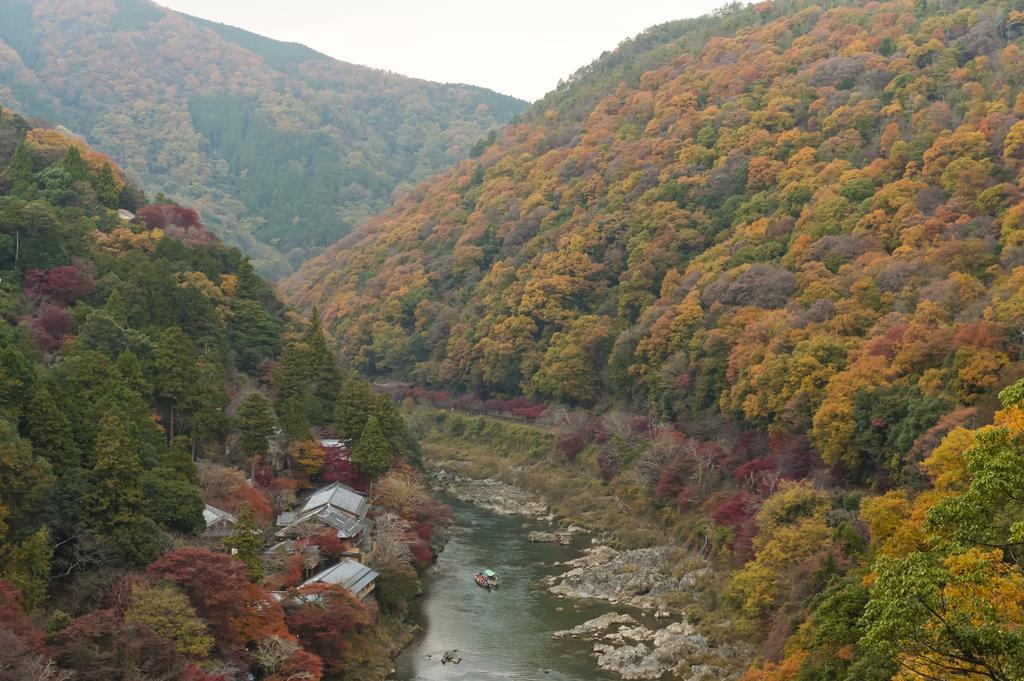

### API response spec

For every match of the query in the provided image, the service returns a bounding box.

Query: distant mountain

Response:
[0,0,527,277]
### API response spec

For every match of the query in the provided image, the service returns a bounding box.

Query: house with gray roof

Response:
[301,558,379,600]
[202,504,237,538]
[300,481,369,517]
[275,482,372,552]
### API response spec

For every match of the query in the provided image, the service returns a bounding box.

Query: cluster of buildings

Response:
[202,472,380,601]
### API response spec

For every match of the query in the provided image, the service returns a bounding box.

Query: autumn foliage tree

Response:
[284,584,374,677]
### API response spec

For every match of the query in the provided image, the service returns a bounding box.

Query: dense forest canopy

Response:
[282,0,1024,677]
[286,0,1024,457]
[0,108,437,680]
[0,0,527,278]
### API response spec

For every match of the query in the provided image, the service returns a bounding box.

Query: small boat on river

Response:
[474,569,499,589]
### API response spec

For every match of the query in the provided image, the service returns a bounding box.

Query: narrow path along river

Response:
[390,496,629,681]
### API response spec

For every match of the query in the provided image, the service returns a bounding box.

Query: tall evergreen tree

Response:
[23,382,77,467]
[189,350,229,451]
[115,350,151,399]
[93,163,118,208]
[0,345,35,418]
[0,418,53,545]
[303,307,332,376]
[225,504,263,581]
[154,326,199,439]
[142,468,205,535]
[104,286,130,325]
[335,377,376,443]
[165,436,198,484]
[84,413,143,529]
[60,145,88,181]
[351,415,390,479]
[304,308,342,422]
[6,140,33,195]
[236,392,276,460]
[372,394,404,446]
[1,527,52,610]
[273,341,314,437]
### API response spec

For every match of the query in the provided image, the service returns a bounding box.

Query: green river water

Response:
[390,497,627,681]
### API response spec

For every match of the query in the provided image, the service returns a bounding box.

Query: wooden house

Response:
[275,482,372,554]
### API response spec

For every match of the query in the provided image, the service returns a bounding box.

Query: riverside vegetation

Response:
[0,109,451,680]
[287,0,1024,678]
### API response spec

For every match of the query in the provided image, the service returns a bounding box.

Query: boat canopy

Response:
[483,569,497,577]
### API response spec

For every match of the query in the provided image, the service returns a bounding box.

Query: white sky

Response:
[157,0,729,102]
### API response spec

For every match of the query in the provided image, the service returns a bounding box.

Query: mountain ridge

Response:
[0,0,528,277]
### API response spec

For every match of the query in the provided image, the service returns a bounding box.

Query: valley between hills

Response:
[2,0,1024,680]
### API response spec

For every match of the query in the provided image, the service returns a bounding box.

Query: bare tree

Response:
[369,512,413,564]
[250,637,315,680]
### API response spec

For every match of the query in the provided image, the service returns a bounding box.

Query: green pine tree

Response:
[276,394,312,441]
[352,414,391,479]
[335,377,376,443]
[0,345,35,417]
[85,413,143,529]
[1,527,52,610]
[165,436,198,484]
[6,140,34,194]
[61,145,88,181]
[0,418,53,544]
[24,383,78,468]
[188,350,228,449]
[273,340,314,436]
[154,326,199,439]
[303,307,332,376]
[225,504,263,581]
[372,394,402,443]
[304,308,342,423]
[115,350,152,399]
[93,163,118,208]
[104,286,130,325]
[236,392,276,459]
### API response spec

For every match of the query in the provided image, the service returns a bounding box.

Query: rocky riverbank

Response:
[427,467,550,517]
[546,546,746,680]
[424,465,749,680]
[546,545,707,610]
[552,611,745,681]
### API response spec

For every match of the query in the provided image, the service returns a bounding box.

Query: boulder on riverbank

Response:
[553,612,638,639]
[528,530,572,544]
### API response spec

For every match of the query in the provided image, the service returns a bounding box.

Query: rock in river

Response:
[528,530,572,544]
[553,612,638,639]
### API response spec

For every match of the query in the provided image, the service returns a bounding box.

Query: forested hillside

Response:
[0,108,440,680]
[284,0,1024,677]
[0,0,526,277]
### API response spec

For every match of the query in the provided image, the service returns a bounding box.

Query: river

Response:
[390,496,625,681]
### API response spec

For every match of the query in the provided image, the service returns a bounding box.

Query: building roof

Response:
[265,539,321,560]
[318,438,349,449]
[274,506,372,540]
[203,504,237,527]
[300,482,369,519]
[116,208,135,221]
[302,558,378,595]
